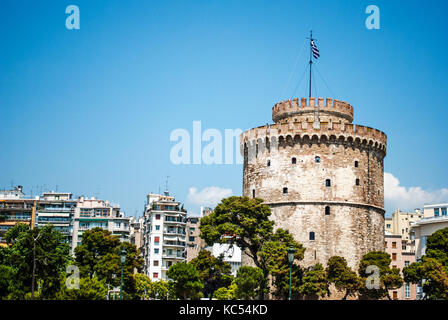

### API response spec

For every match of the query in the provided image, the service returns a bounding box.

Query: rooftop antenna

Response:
[164,176,170,195]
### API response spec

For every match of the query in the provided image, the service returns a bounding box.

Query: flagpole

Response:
[309,30,312,98]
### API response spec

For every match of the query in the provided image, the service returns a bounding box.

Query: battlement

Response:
[272,97,354,123]
[241,119,387,155]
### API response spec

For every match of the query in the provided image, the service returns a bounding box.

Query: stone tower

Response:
[241,97,387,269]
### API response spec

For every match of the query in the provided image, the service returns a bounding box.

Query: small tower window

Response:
[309,232,315,241]
[267,160,271,167]
[252,189,255,198]
[325,206,330,215]
[283,187,288,194]
[292,157,297,164]
[315,156,320,163]
[354,160,359,167]
[325,179,331,187]
[356,179,360,186]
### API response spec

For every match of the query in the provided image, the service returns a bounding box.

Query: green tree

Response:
[199,196,275,298]
[233,266,265,300]
[0,265,14,299]
[213,282,237,300]
[3,223,70,299]
[326,256,362,299]
[4,223,29,244]
[56,277,108,300]
[299,263,329,299]
[190,250,233,299]
[425,227,448,266]
[74,228,143,298]
[402,227,448,299]
[258,228,305,299]
[403,258,448,300]
[133,273,152,300]
[358,251,403,300]
[148,279,175,300]
[166,262,203,300]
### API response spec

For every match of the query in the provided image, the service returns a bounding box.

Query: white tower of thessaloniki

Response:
[241,97,387,269]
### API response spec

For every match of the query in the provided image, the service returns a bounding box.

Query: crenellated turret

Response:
[272,97,354,123]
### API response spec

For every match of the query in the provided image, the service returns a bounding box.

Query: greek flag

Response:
[311,39,320,59]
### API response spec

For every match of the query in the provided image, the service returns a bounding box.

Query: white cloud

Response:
[384,172,448,211]
[186,186,233,206]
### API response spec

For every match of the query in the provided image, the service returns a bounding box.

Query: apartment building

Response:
[210,243,242,276]
[385,208,423,242]
[411,203,448,261]
[71,196,130,254]
[385,233,417,300]
[143,192,187,281]
[130,216,145,251]
[36,191,76,247]
[185,207,212,261]
[0,186,37,246]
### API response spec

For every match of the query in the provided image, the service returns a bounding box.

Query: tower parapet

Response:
[272,97,354,123]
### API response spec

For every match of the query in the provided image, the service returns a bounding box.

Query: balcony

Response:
[162,254,185,260]
[163,241,186,248]
[163,230,186,236]
[164,219,186,225]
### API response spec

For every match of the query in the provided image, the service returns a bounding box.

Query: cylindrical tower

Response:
[241,97,387,269]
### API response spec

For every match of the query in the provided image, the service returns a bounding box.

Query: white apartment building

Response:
[143,192,187,281]
[71,196,130,254]
[209,243,242,276]
[411,203,448,261]
[36,192,76,247]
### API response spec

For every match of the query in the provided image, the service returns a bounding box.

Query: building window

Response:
[283,187,288,194]
[386,224,391,229]
[392,253,397,261]
[392,291,398,300]
[292,157,297,164]
[154,236,160,244]
[325,206,330,215]
[189,236,195,242]
[153,260,159,266]
[153,273,158,278]
[309,232,315,241]
[355,179,360,186]
[434,208,440,217]
[405,261,410,267]
[154,248,159,254]
[155,225,160,231]
[354,160,359,167]
[252,189,255,198]
[325,179,331,187]
[156,214,161,220]
[392,242,397,249]
[442,208,447,216]
[405,283,411,299]
[315,156,320,163]
[267,160,271,167]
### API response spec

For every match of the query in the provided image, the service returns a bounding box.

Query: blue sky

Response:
[1,0,447,217]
